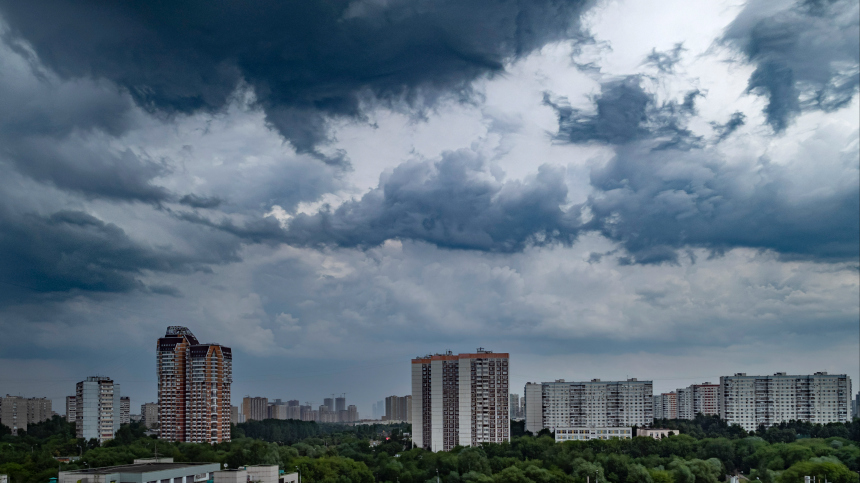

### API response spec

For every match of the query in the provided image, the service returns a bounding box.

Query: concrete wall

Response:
[246,466,277,483]
[214,470,246,483]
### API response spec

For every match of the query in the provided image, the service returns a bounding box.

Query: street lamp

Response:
[294,466,301,483]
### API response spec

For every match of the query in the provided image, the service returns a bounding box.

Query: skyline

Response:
[0,0,858,422]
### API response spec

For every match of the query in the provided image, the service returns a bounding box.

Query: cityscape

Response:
[0,0,858,482]
[2,327,858,452]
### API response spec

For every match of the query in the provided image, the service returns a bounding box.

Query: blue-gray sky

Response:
[0,0,857,418]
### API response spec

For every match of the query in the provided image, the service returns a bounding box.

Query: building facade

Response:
[76,376,120,443]
[141,403,159,428]
[120,397,130,425]
[654,392,677,420]
[719,372,852,431]
[524,379,653,434]
[384,395,411,422]
[411,349,510,452]
[242,397,268,422]
[555,427,632,442]
[157,326,232,443]
[66,396,77,424]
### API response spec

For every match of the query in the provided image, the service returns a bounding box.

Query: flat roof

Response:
[64,462,216,475]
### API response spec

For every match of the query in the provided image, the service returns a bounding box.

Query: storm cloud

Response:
[0,0,594,160]
[284,149,582,252]
[723,0,860,131]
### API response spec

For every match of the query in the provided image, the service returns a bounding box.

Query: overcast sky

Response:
[0,0,857,418]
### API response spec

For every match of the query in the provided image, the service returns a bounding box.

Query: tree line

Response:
[1,416,858,483]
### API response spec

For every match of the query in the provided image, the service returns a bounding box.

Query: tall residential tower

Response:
[157,326,232,443]
[411,349,510,452]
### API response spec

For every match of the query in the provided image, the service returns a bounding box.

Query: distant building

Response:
[653,392,677,420]
[384,395,411,422]
[1,396,28,435]
[66,396,77,424]
[372,400,384,419]
[243,397,268,422]
[119,397,130,425]
[347,405,359,422]
[638,428,676,439]
[130,414,142,423]
[853,391,859,419]
[556,427,632,442]
[76,376,120,443]
[323,398,334,413]
[412,349,510,452]
[509,394,522,419]
[675,382,719,419]
[525,379,653,435]
[335,397,346,413]
[157,326,232,443]
[141,403,159,429]
[719,372,852,431]
[268,400,288,420]
[286,405,300,420]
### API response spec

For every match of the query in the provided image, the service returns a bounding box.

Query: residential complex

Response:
[157,326,232,443]
[76,376,120,443]
[411,349,510,452]
[719,372,852,431]
[524,379,653,434]
[0,396,52,435]
[384,395,412,422]
[679,382,719,419]
[509,394,523,419]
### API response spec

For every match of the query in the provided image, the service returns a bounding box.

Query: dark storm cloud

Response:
[283,150,582,252]
[584,144,860,264]
[179,194,223,209]
[544,76,702,147]
[723,0,860,132]
[0,207,221,305]
[0,0,594,161]
[0,48,172,203]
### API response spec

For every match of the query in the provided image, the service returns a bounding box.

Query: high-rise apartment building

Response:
[372,400,384,419]
[524,379,653,434]
[157,326,232,444]
[76,376,120,443]
[242,397,268,421]
[411,349,510,452]
[654,392,677,420]
[335,397,346,413]
[323,398,334,413]
[268,400,288,420]
[347,405,359,422]
[141,403,159,428]
[719,372,852,431]
[120,397,130,425]
[66,396,77,424]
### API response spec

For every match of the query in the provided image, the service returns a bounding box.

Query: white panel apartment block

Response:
[720,372,852,431]
[524,383,543,435]
[528,379,653,433]
[411,349,509,452]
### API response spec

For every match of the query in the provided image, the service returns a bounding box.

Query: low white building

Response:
[637,428,676,439]
[555,427,632,442]
[59,461,219,483]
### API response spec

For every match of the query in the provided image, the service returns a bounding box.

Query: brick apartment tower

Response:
[411,349,509,452]
[157,326,232,443]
